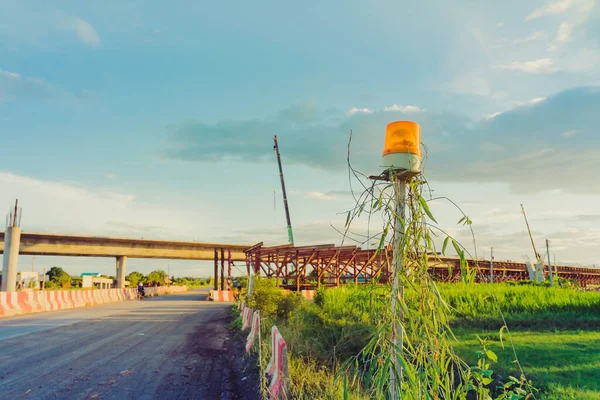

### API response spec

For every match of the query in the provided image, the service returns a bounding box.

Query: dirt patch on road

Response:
[155,307,261,400]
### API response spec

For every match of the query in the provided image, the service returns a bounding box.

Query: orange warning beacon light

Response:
[381,121,422,173]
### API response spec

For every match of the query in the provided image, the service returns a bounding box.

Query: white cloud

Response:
[62,15,101,46]
[348,107,373,115]
[483,112,502,120]
[383,104,424,113]
[0,68,53,101]
[485,97,546,120]
[516,96,547,106]
[530,97,547,104]
[0,172,197,238]
[526,0,577,20]
[563,129,578,137]
[496,58,557,74]
[104,173,117,179]
[0,67,87,103]
[0,69,21,80]
[496,22,504,28]
[557,22,573,44]
[526,0,595,20]
[304,191,336,201]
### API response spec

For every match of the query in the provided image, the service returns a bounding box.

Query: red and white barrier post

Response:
[266,326,289,400]
[245,310,261,353]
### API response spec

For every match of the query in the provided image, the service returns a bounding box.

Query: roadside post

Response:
[371,121,422,399]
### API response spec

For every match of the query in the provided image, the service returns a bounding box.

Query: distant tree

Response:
[174,277,188,286]
[44,280,59,290]
[71,276,83,288]
[147,270,167,285]
[46,267,71,288]
[206,276,214,287]
[126,271,145,286]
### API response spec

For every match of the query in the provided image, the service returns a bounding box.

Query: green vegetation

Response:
[436,282,600,329]
[240,279,600,399]
[33,267,206,290]
[454,329,600,400]
[126,271,145,286]
[46,266,71,288]
[147,269,167,285]
[172,276,212,288]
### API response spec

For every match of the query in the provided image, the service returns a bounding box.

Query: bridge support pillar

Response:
[213,249,219,291]
[116,256,127,289]
[1,226,21,292]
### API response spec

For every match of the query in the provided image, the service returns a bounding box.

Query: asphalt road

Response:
[0,290,257,400]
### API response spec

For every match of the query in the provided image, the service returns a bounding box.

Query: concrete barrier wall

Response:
[0,285,188,318]
[209,290,236,302]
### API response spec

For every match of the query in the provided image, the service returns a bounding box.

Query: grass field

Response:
[242,280,600,399]
[454,329,600,399]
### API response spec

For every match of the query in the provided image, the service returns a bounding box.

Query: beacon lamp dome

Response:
[382,121,422,174]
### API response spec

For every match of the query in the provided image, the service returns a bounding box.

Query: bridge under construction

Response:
[244,243,600,288]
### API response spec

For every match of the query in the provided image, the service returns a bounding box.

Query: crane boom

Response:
[521,204,541,262]
[274,136,295,245]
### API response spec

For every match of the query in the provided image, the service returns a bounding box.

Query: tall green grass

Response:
[244,280,600,398]
[437,282,600,329]
[310,282,600,328]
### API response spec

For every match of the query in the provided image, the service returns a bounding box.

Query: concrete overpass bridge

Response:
[0,230,250,292]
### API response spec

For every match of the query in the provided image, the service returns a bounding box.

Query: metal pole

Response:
[273,136,294,246]
[390,175,406,399]
[42,267,46,290]
[490,247,494,283]
[546,239,554,286]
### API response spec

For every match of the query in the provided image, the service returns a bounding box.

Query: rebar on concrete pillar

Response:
[116,256,127,289]
[1,226,21,292]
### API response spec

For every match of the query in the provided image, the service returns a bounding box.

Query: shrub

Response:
[313,287,326,308]
[276,292,304,321]
[246,277,286,318]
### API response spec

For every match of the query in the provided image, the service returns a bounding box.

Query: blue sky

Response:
[1,0,599,277]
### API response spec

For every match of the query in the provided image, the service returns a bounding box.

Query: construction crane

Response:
[273,136,295,245]
[521,204,542,263]
[521,204,556,285]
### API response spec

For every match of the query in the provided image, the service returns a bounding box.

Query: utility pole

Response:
[273,136,294,246]
[490,247,494,283]
[546,239,554,286]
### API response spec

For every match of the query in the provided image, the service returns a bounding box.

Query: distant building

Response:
[80,272,128,289]
[17,271,40,289]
